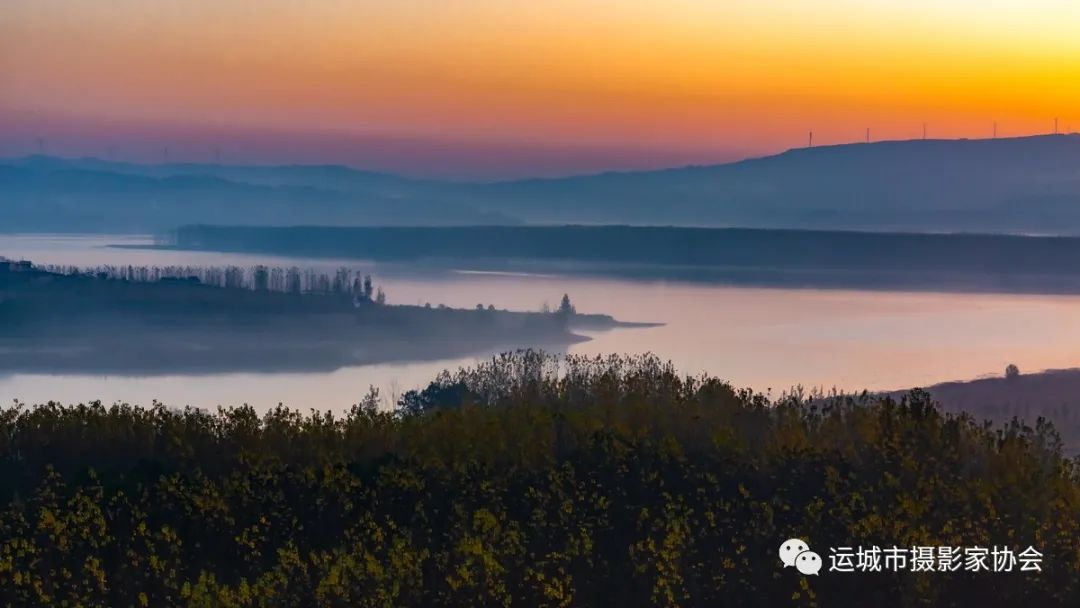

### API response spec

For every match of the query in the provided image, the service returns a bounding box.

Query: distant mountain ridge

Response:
[0,158,512,232]
[6,154,426,191]
[5,134,1080,233]
[465,134,1080,231]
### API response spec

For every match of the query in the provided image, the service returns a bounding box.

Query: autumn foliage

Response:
[0,352,1076,607]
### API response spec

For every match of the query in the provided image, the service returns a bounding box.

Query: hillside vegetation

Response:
[0,352,1076,607]
[920,368,1080,453]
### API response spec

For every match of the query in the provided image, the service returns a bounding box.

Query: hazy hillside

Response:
[4,154,429,194]
[464,134,1080,231]
[0,161,513,233]
[898,367,1080,454]
[6,135,1080,233]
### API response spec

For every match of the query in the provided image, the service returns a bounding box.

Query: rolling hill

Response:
[5,134,1080,233]
[0,160,513,233]
[463,134,1080,231]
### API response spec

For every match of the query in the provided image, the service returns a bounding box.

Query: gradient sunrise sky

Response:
[2,0,1079,178]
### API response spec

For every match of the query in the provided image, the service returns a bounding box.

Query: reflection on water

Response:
[3,234,1080,411]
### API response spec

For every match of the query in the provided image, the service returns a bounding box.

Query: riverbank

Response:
[0,260,648,374]
[141,224,1080,295]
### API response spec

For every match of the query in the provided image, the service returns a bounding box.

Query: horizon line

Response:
[5,131,1080,184]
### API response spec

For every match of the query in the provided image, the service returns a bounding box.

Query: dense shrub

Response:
[0,352,1077,607]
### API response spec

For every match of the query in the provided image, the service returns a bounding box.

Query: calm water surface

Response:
[3,234,1080,411]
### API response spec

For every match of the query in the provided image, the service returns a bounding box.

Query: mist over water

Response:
[3,234,1080,412]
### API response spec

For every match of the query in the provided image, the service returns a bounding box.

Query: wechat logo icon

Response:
[779,538,822,575]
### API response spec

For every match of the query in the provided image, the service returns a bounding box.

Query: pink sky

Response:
[3,1,1079,178]
[0,107,756,180]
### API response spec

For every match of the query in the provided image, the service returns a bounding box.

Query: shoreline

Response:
[125,242,1080,297]
[1,259,652,376]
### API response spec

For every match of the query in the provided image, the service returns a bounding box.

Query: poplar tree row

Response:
[35,263,382,299]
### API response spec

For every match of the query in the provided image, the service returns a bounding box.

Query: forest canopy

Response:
[0,352,1076,607]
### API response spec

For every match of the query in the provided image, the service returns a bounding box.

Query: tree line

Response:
[0,351,1076,606]
[33,263,386,301]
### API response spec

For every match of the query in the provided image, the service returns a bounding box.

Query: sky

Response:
[2,0,1080,178]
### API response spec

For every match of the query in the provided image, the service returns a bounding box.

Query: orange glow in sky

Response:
[2,0,1080,176]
